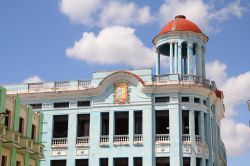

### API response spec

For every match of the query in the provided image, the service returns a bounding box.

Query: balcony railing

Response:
[25,80,92,94]
[76,137,89,147]
[182,134,191,143]
[113,135,129,145]
[2,131,21,148]
[0,124,7,142]
[32,142,44,159]
[155,134,170,144]
[19,137,33,153]
[78,80,91,88]
[195,135,201,143]
[51,138,68,148]
[28,83,43,91]
[55,81,70,89]
[153,74,211,87]
[133,134,143,144]
[100,135,109,146]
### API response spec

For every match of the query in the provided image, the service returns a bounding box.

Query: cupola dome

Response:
[159,15,202,35]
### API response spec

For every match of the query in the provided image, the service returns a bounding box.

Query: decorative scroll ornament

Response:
[113,80,130,104]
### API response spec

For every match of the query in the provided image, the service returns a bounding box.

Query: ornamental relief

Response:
[113,80,131,104]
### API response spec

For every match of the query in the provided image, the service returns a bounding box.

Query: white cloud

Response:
[59,0,101,25]
[23,76,43,83]
[66,26,156,68]
[99,1,154,27]
[206,60,227,88]
[221,119,250,156]
[159,0,245,33]
[206,60,250,156]
[59,0,153,27]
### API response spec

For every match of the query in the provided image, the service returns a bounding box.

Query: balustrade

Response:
[55,81,70,88]
[100,135,109,145]
[51,138,68,148]
[133,134,143,144]
[113,135,129,145]
[182,134,191,143]
[155,134,170,144]
[76,137,89,147]
[153,74,211,87]
[78,80,91,87]
[195,135,201,143]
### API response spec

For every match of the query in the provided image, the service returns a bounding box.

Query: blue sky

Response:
[0,0,250,165]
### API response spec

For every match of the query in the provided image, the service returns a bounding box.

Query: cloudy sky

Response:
[0,0,250,165]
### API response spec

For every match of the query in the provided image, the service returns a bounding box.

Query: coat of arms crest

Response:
[114,81,130,104]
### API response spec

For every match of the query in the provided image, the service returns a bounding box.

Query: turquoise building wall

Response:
[3,68,227,166]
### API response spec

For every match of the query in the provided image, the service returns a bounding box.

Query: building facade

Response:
[3,15,227,166]
[0,87,44,166]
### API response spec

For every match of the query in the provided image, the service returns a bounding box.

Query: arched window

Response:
[158,43,170,56]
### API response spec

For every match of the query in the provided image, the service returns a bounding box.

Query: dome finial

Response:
[175,15,186,19]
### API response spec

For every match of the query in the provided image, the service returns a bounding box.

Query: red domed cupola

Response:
[159,15,202,35]
[153,15,208,78]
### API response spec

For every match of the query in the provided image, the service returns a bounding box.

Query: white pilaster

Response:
[189,110,196,166]
[169,103,182,166]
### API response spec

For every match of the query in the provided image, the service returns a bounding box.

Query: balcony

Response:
[31,142,44,159]
[51,138,68,148]
[153,74,211,87]
[155,134,170,144]
[2,131,21,148]
[182,134,191,143]
[0,124,7,142]
[133,134,143,145]
[195,135,201,143]
[76,137,89,147]
[100,135,109,146]
[113,135,129,145]
[18,137,33,154]
[3,80,92,94]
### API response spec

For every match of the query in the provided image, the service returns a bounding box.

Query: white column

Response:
[187,44,193,75]
[196,45,202,77]
[129,110,133,145]
[156,52,161,75]
[202,46,206,78]
[174,43,178,73]
[109,111,114,145]
[178,43,182,74]
[170,43,173,74]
